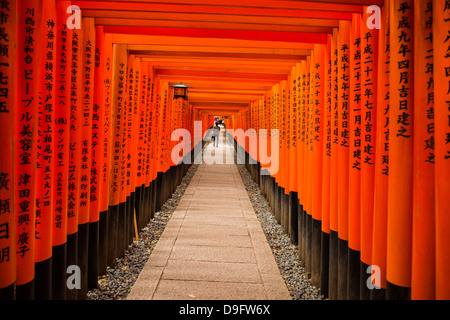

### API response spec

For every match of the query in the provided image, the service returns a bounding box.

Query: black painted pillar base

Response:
[52,242,67,300]
[172,165,178,193]
[118,201,127,258]
[288,191,298,245]
[77,222,89,299]
[175,164,181,190]
[35,258,52,300]
[311,218,321,288]
[386,281,411,300]
[151,179,157,219]
[320,231,330,298]
[305,213,312,272]
[256,162,261,186]
[135,185,142,231]
[88,220,99,291]
[328,230,338,300]
[370,286,386,300]
[107,204,118,267]
[261,173,267,201]
[167,167,173,197]
[280,190,287,233]
[16,280,34,300]
[260,173,266,198]
[144,184,149,221]
[283,192,289,236]
[66,232,78,300]
[144,183,150,225]
[98,209,108,276]
[274,183,281,224]
[156,171,162,212]
[164,169,170,204]
[0,283,15,300]
[337,237,348,300]
[268,176,274,210]
[347,247,360,300]
[143,184,149,229]
[280,188,285,231]
[129,192,135,245]
[165,168,170,203]
[360,260,371,300]
[297,202,304,266]
[125,195,130,248]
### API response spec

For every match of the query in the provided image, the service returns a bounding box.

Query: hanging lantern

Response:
[170,82,191,100]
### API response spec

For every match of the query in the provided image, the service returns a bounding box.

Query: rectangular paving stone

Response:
[175,233,252,248]
[152,279,267,300]
[177,223,249,236]
[169,244,256,263]
[182,216,246,227]
[161,260,261,283]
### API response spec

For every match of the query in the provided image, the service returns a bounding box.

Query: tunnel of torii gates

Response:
[0,0,449,301]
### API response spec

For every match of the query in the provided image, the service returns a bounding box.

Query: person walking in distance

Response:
[213,123,220,147]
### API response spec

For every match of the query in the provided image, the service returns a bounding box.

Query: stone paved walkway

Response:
[127,129,291,300]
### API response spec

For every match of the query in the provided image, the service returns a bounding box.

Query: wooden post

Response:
[372,0,390,300]
[360,7,379,300]
[411,0,435,300]
[0,0,16,300]
[348,12,362,301]
[387,0,414,300]
[15,0,42,299]
[433,0,450,300]
[337,20,351,300]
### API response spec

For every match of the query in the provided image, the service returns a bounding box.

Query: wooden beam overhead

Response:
[193,103,248,108]
[190,91,259,98]
[73,1,354,20]
[85,10,341,28]
[105,26,327,44]
[154,66,291,75]
[132,50,306,61]
[95,18,335,34]
[170,80,273,90]
[113,35,315,49]
[139,57,298,67]
[65,0,365,13]
[64,0,377,111]
[155,69,288,81]
[158,75,279,84]
[297,0,383,5]
[191,98,255,104]
[190,88,267,94]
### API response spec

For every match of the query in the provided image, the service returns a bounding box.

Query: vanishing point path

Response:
[127,130,291,300]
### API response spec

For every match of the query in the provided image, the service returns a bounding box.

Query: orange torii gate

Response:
[0,0,449,302]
